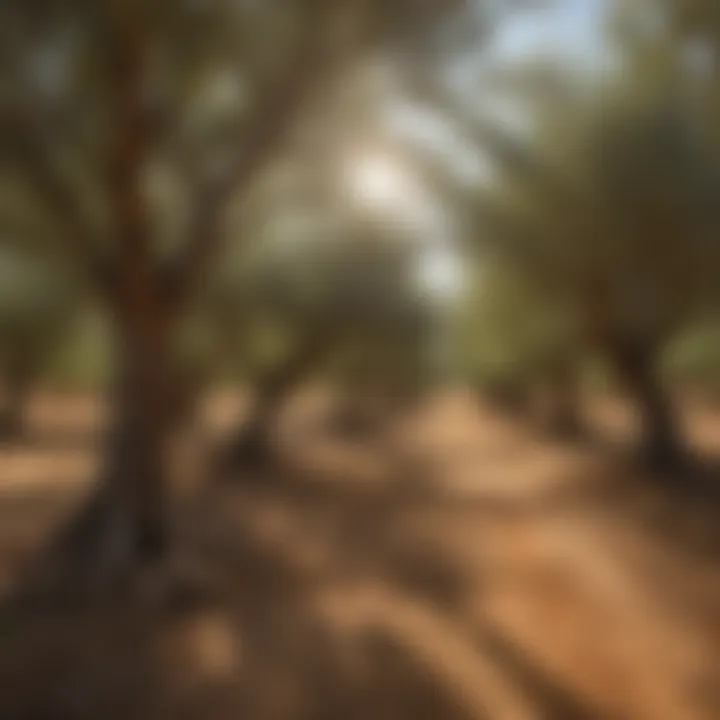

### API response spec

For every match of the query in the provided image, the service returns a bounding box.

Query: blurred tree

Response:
[204,214,432,468]
[0,0,463,576]
[461,42,720,471]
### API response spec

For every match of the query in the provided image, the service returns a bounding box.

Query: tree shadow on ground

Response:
[1,390,719,720]
[474,395,720,564]
[0,454,613,720]
[576,447,720,565]
[0,426,102,453]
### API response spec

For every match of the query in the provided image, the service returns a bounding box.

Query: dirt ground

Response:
[0,391,717,720]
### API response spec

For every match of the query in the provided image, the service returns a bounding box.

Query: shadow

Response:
[309,410,389,445]
[471,625,602,720]
[0,455,613,720]
[0,482,474,719]
[584,453,720,564]
[0,391,717,719]
[7,426,103,453]
[478,395,720,565]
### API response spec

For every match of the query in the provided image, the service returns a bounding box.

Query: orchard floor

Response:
[0,391,718,720]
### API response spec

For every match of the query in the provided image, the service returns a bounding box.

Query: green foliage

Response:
[196,211,435,389]
[0,243,83,381]
[664,318,720,387]
[457,257,583,387]
[458,29,720,367]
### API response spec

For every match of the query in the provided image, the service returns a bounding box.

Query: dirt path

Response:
[0,392,717,719]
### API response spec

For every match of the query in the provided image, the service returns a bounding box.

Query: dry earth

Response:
[0,390,717,720]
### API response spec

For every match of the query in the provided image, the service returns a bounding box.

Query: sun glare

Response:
[344,152,419,215]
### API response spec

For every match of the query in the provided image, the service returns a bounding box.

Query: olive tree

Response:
[0,0,463,576]
[461,46,720,471]
[201,209,434,469]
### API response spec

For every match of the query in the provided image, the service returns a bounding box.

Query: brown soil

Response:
[0,390,717,720]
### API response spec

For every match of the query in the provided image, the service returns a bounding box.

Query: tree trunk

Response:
[0,358,33,442]
[327,391,388,440]
[612,341,687,475]
[221,324,337,473]
[482,379,530,417]
[55,317,178,579]
[224,387,283,470]
[55,0,180,579]
[543,362,584,440]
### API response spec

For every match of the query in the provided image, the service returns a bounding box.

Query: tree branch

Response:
[257,319,343,405]
[106,0,157,302]
[0,13,117,298]
[166,0,466,309]
[165,0,352,309]
[4,118,116,297]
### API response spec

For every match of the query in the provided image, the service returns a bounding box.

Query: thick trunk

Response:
[41,12,187,585]
[222,325,336,472]
[102,337,174,559]
[56,318,178,578]
[613,341,686,474]
[584,280,686,473]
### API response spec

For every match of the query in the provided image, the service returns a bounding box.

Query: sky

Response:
[491,0,605,64]
[352,0,611,302]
